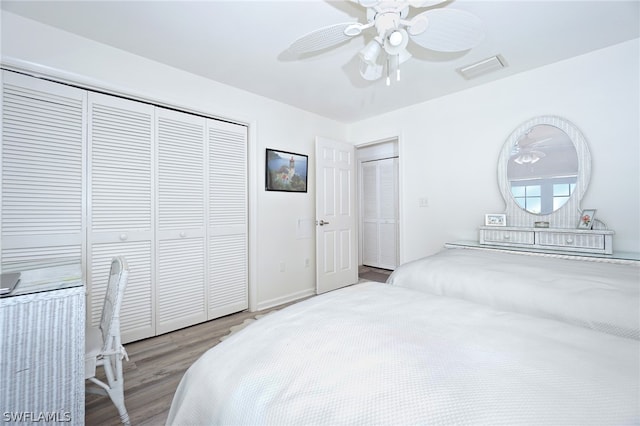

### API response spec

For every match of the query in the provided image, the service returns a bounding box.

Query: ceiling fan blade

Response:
[350,0,380,7]
[287,23,358,56]
[409,9,484,52]
[408,0,447,8]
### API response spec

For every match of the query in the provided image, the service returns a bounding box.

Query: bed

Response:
[167,248,639,425]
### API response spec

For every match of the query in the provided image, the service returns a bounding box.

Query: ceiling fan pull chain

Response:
[386,57,391,86]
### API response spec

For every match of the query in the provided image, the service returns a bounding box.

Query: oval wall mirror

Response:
[506,124,578,215]
[497,116,591,228]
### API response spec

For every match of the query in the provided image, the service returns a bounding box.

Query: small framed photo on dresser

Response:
[485,213,506,227]
[577,209,596,229]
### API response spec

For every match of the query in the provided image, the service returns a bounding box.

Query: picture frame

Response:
[577,209,596,229]
[265,148,308,193]
[485,213,506,227]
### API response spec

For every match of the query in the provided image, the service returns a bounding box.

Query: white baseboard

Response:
[254,288,316,312]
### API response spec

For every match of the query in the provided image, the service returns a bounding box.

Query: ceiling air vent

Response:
[457,55,506,80]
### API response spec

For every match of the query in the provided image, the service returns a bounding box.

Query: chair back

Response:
[99,256,129,352]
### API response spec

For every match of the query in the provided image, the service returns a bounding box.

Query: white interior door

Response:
[315,137,358,294]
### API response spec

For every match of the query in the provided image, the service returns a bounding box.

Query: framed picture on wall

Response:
[485,213,506,227]
[577,209,596,229]
[265,148,308,193]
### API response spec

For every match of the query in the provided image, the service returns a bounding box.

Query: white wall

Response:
[348,39,640,261]
[1,12,348,310]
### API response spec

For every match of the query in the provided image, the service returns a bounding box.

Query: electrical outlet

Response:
[419,197,429,207]
[304,258,310,268]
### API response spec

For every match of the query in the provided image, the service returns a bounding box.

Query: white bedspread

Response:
[387,249,640,339]
[167,281,639,425]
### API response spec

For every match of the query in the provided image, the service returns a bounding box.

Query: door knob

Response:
[318,220,330,226]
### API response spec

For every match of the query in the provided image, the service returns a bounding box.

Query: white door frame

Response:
[359,157,399,270]
[356,137,402,268]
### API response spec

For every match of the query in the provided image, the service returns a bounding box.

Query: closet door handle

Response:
[318,220,330,226]
[119,233,128,241]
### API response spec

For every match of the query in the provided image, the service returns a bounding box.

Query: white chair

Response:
[85,256,131,425]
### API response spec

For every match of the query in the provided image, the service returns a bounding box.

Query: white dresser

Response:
[0,265,85,424]
[479,226,614,254]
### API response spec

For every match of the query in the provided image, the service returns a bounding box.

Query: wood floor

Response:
[358,265,393,283]
[85,304,288,425]
[85,269,388,425]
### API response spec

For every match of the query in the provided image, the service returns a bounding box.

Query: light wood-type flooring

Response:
[358,265,393,283]
[84,303,292,426]
[85,268,389,425]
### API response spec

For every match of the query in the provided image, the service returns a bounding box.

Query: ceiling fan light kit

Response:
[359,39,382,64]
[359,60,384,81]
[384,29,409,55]
[286,0,485,85]
[388,30,403,46]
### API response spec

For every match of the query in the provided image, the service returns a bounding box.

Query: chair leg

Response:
[87,375,130,425]
[105,386,130,426]
[101,355,130,425]
[87,376,130,425]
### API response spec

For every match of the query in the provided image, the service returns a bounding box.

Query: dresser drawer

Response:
[536,232,605,250]
[481,229,534,245]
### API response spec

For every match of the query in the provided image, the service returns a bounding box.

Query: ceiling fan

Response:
[286,0,485,84]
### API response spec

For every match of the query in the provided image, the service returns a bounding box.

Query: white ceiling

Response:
[2,0,639,123]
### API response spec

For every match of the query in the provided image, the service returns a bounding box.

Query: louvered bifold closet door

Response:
[155,108,207,335]
[208,120,248,319]
[361,158,398,270]
[377,157,398,270]
[88,92,155,343]
[361,161,379,268]
[1,71,86,272]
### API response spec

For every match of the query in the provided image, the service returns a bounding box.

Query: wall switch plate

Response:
[279,262,285,272]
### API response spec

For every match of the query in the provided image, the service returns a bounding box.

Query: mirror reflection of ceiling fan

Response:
[512,131,553,165]
[286,0,485,84]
